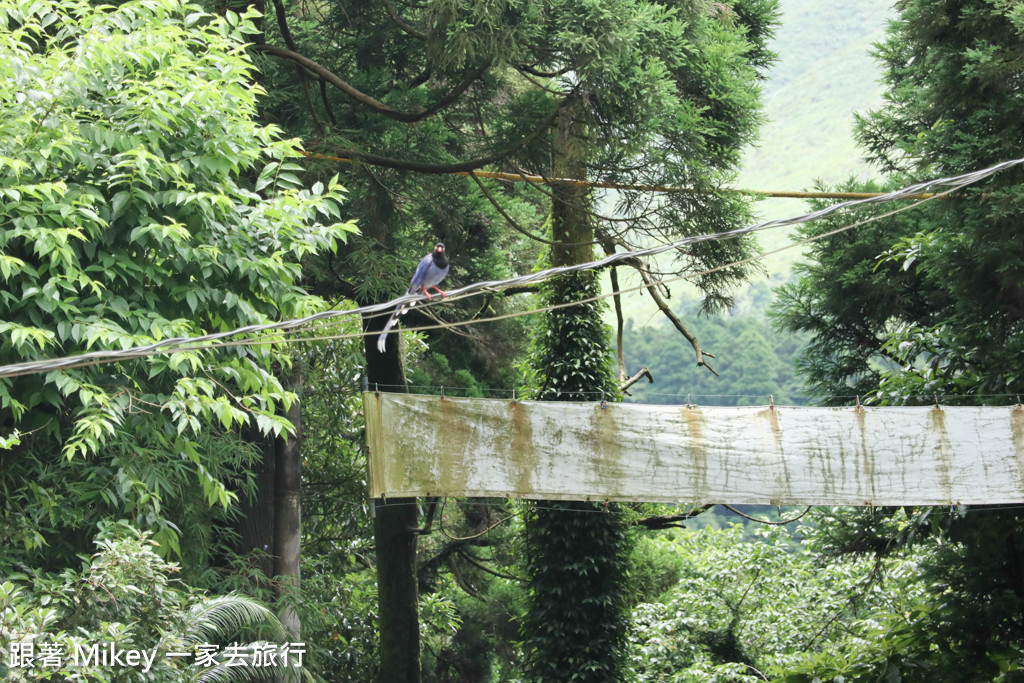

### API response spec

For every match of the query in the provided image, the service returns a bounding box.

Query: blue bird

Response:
[377,243,450,353]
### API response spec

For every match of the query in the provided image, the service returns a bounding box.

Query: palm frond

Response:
[183,594,286,645]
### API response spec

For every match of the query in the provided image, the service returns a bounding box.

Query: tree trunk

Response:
[274,362,303,650]
[550,97,594,265]
[233,432,276,577]
[365,307,422,683]
[522,95,633,683]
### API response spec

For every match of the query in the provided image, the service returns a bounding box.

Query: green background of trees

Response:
[4,0,1024,682]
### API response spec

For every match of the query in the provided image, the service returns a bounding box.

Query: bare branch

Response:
[619,254,719,375]
[637,504,714,529]
[321,104,562,175]
[610,265,626,381]
[619,366,653,394]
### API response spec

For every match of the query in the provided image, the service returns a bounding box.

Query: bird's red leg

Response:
[420,286,433,300]
[429,287,447,298]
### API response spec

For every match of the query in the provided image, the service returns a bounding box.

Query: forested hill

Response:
[621,0,892,405]
[739,0,891,192]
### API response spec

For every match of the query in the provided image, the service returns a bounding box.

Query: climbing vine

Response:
[521,268,634,683]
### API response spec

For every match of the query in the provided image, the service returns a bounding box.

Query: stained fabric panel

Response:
[364,392,1024,505]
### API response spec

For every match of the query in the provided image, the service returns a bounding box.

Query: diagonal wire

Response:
[0,157,1020,379]
[169,180,963,354]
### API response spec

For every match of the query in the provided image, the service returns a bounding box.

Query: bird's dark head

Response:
[434,243,445,254]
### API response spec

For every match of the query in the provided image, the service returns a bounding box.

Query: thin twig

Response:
[620,255,719,376]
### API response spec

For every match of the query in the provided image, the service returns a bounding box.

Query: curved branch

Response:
[254,44,486,123]
[318,79,338,126]
[268,0,324,132]
[270,0,299,52]
[469,171,562,246]
[514,63,573,78]
[620,366,653,394]
[459,549,525,582]
[721,504,812,526]
[449,552,482,599]
[330,106,559,174]
[618,254,719,376]
[382,0,427,40]
[255,44,406,118]
[420,61,490,119]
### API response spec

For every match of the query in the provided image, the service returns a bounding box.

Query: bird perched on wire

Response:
[377,243,450,353]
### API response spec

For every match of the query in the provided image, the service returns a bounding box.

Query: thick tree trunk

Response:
[365,308,421,683]
[550,97,594,264]
[234,432,276,577]
[273,363,303,648]
[522,95,632,683]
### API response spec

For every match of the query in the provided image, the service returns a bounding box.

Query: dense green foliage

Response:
[857,0,1023,404]
[630,518,927,683]
[776,507,1024,682]
[623,298,808,405]
[1,523,290,682]
[770,1,1024,680]
[768,178,937,403]
[0,3,356,679]
[0,0,355,571]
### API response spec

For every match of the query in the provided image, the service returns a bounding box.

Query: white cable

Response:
[1,157,1021,378]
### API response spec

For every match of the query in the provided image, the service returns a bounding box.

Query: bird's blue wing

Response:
[406,253,434,293]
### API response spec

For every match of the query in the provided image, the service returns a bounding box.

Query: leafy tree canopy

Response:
[0,0,356,567]
[260,0,780,311]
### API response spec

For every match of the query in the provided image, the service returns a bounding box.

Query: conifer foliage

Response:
[772,2,1024,678]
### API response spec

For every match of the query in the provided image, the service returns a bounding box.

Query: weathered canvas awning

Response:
[364,392,1024,506]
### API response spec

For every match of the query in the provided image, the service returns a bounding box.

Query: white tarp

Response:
[364,392,1024,505]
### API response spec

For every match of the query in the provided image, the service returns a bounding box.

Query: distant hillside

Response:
[739,0,892,193]
[611,0,894,398]
[738,0,893,282]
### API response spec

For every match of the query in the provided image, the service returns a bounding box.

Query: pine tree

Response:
[253,1,778,679]
[772,2,1024,677]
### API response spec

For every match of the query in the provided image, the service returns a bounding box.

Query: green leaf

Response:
[110,190,131,220]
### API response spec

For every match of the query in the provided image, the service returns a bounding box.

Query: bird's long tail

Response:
[376,305,407,353]
[376,312,399,353]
